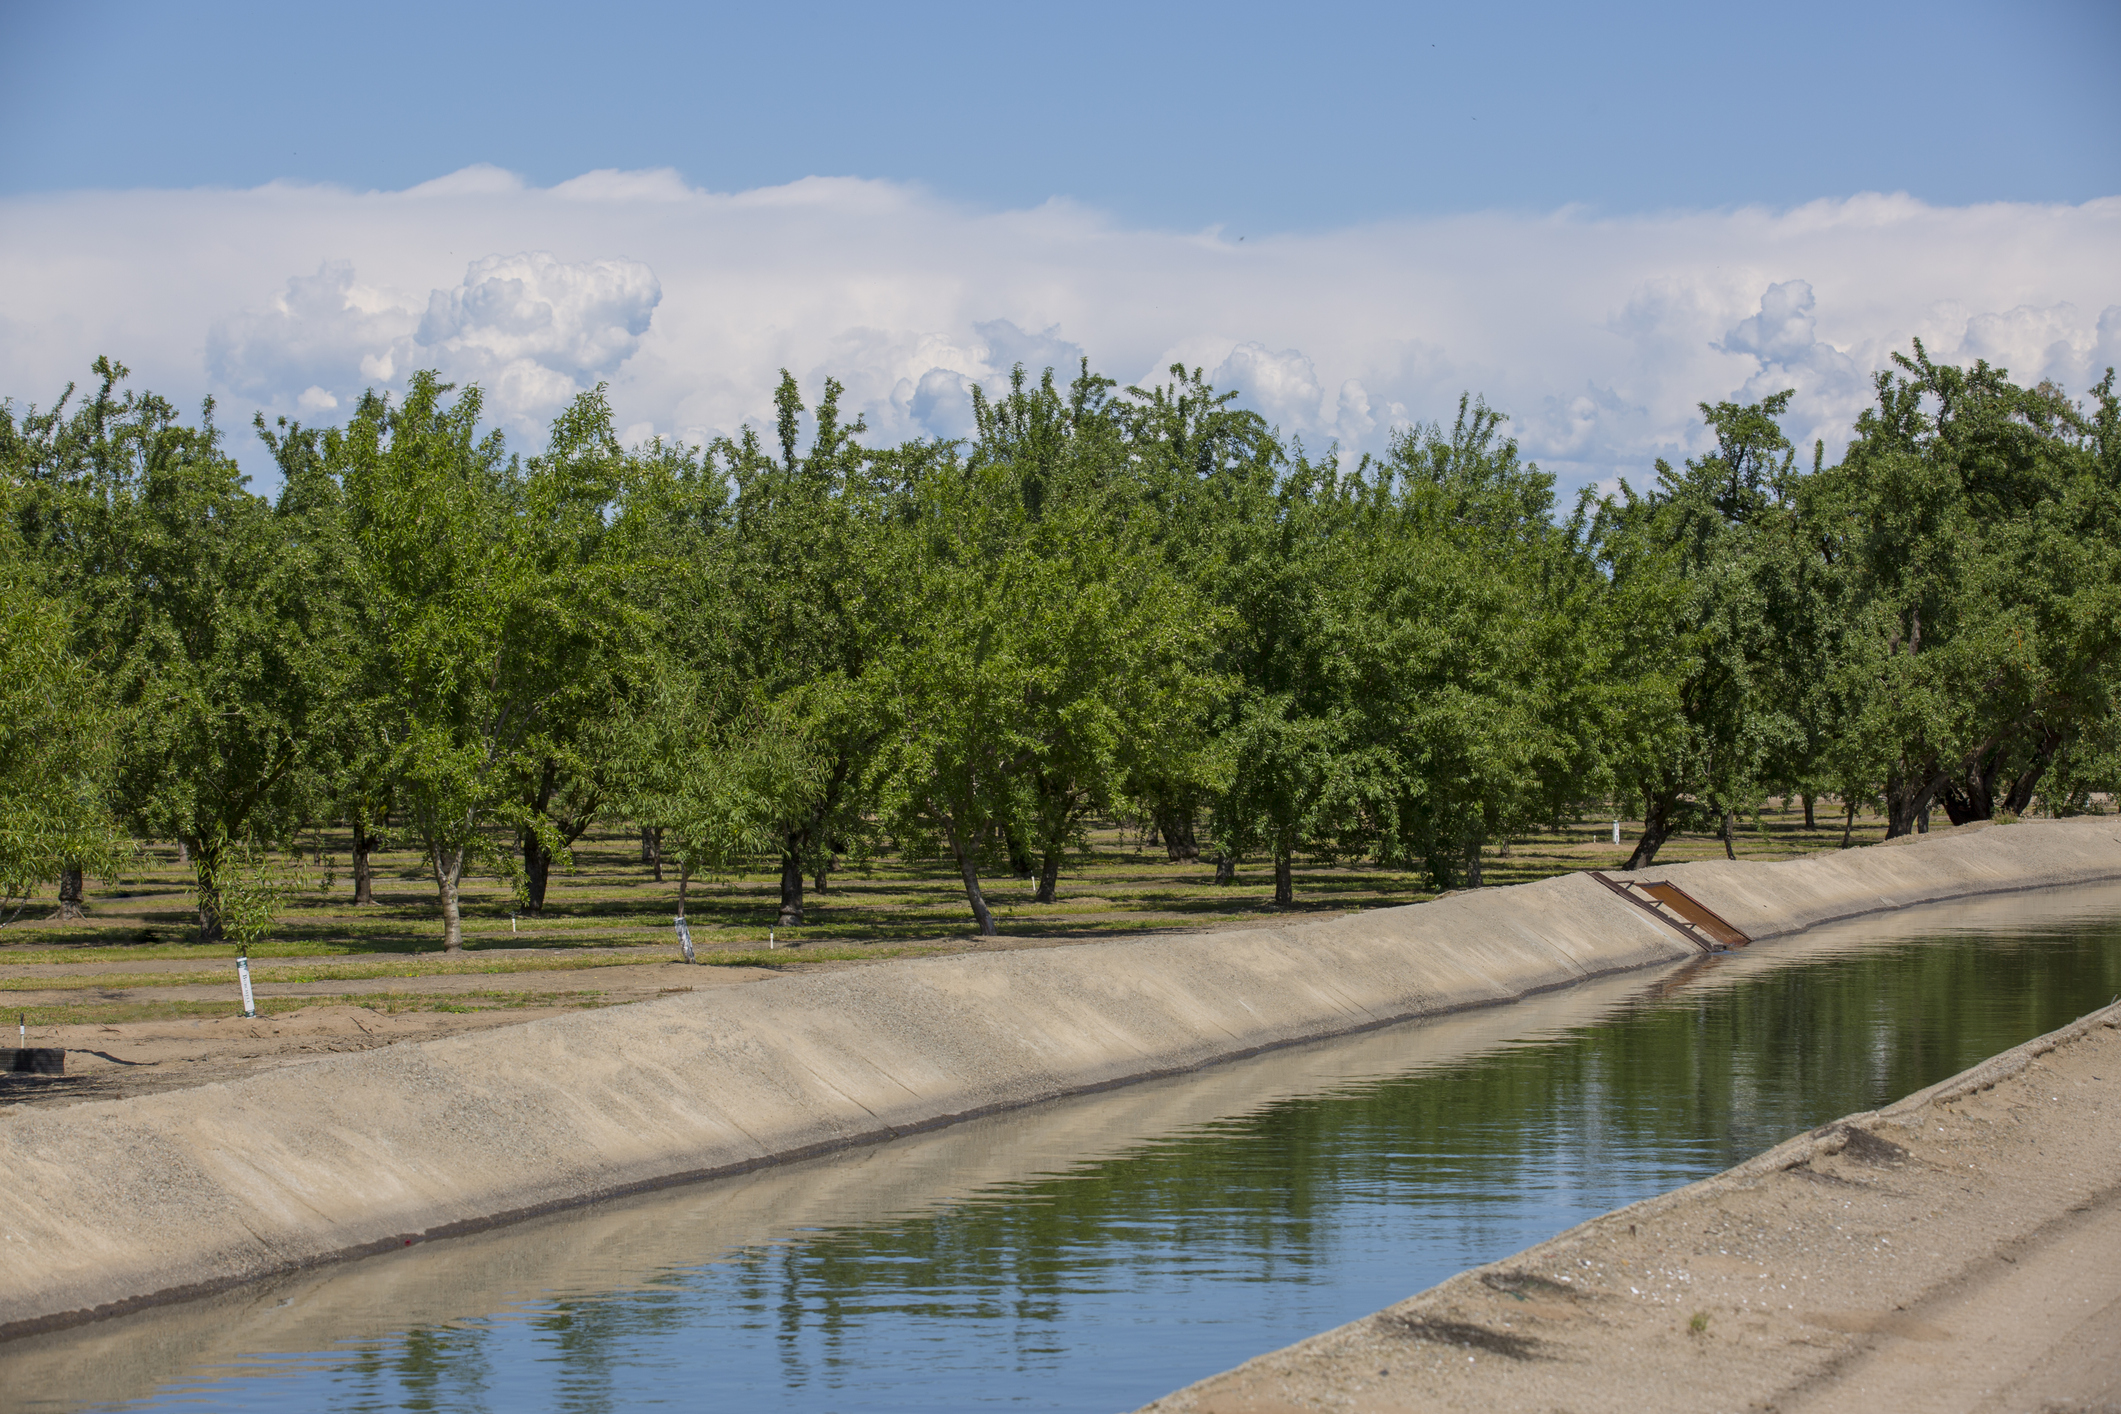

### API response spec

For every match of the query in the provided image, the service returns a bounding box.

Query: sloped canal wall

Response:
[4,818,2118,1337]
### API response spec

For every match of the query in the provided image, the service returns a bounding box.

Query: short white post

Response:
[674,915,695,964]
[769,929,776,950]
[236,949,257,1018]
[1612,819,1621,845]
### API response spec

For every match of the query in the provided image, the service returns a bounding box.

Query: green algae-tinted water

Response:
[17,884,2121,1414]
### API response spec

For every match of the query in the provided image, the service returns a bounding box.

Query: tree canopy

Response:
[7,347,2115,944]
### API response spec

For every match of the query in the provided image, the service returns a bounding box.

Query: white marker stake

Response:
[237,950,257,1018]
[675,916,695,964]
[1612,820,1621,845]
[769,929,776,950]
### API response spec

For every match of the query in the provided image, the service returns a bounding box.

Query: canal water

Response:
[12,882,2121,1414]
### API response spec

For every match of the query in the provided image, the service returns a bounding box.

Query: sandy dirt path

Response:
[1140,1004,2121,1414]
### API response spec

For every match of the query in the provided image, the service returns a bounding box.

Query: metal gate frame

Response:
[1587,870,1751,952]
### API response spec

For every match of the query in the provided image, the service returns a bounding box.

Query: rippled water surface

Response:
[15,884,2121,1414]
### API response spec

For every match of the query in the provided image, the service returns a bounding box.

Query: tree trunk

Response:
[649,827,664,883]
[640,826,656,866]
[2000,723,2064,816]
[1721,809,1737,861]
[1939,785,1979,826]
[193,845,226,945]
[814,855,829,894]
[1031,793,1073,905]
[2000,766,2045,817]
[52,864,86,921]
[1840,798,1857,848]
[1940,736,2011,825]
[777,829,805,926]
[521,761,560,912]
[435,846,465,952]
[523,830,553,912]
[1153,804,1200,862]
[1463,835,1483,888]
[186,840,228,943]
[1624,797,1673,870]
[351,816,376,906]
[1884,766,1944,838]
[175,839,190,866]
[677,859,690,918]
[1215,851,1237,885]
[949,828,997,936]
[1273,834,1294,906]
[1802,793,1816,830]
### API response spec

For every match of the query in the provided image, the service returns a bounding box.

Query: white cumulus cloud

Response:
[205,250,659,434]
[0,170,2114,493]
[1213,343,1327,439]
[208,261,415,403]
[415,251,660,407]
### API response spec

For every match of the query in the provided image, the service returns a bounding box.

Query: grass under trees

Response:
[6,800,1883,983]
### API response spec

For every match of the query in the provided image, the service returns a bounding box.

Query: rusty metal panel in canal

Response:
[1588,870,1751,952]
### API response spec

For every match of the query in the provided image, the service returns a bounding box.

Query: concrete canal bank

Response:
[1140,995,2121,1414]
[3,819,2118,1339]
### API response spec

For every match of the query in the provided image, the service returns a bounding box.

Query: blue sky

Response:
[2,0,2117,492]
[6,0,2115,227]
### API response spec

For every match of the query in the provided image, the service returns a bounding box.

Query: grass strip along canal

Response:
[6,881,2119,1413]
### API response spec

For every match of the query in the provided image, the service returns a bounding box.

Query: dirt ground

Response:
[0,813,2053,1117]
[0,806,1919,1112]
[0,935,1126,1111]
[0,922,1340,1111]
[1141,1004,2121,1414]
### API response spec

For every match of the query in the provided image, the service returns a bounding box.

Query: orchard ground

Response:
[1,803,1893,1110]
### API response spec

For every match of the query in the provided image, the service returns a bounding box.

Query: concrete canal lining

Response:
[3,819,2119,1338]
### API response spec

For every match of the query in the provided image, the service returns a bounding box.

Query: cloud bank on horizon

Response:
[2,166,2116,494]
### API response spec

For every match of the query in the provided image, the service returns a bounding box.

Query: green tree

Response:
[7,359,340,937]
[868,446,1031,933]
[502,388,658,913]
[1115,365,1276,863]
[717,372,894,925]
[1351,397,1608,888]
[338,373,638,950]
[1200,443,1366,904]
[256,409,402,904]
[1821,349,2121,833]
[1596,393,1802,867]
[968,364,1227,902]
[0,483,126,918]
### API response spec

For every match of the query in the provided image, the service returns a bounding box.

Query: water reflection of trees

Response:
[703,924,2120,1343]
[302,922,2121,1408]
[336,1323,494,1413]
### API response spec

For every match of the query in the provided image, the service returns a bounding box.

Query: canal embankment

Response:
[1140,994,2121,1414]
[2,817,2118,1340]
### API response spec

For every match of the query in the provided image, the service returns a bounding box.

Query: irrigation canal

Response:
[12,881,2121,1413]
